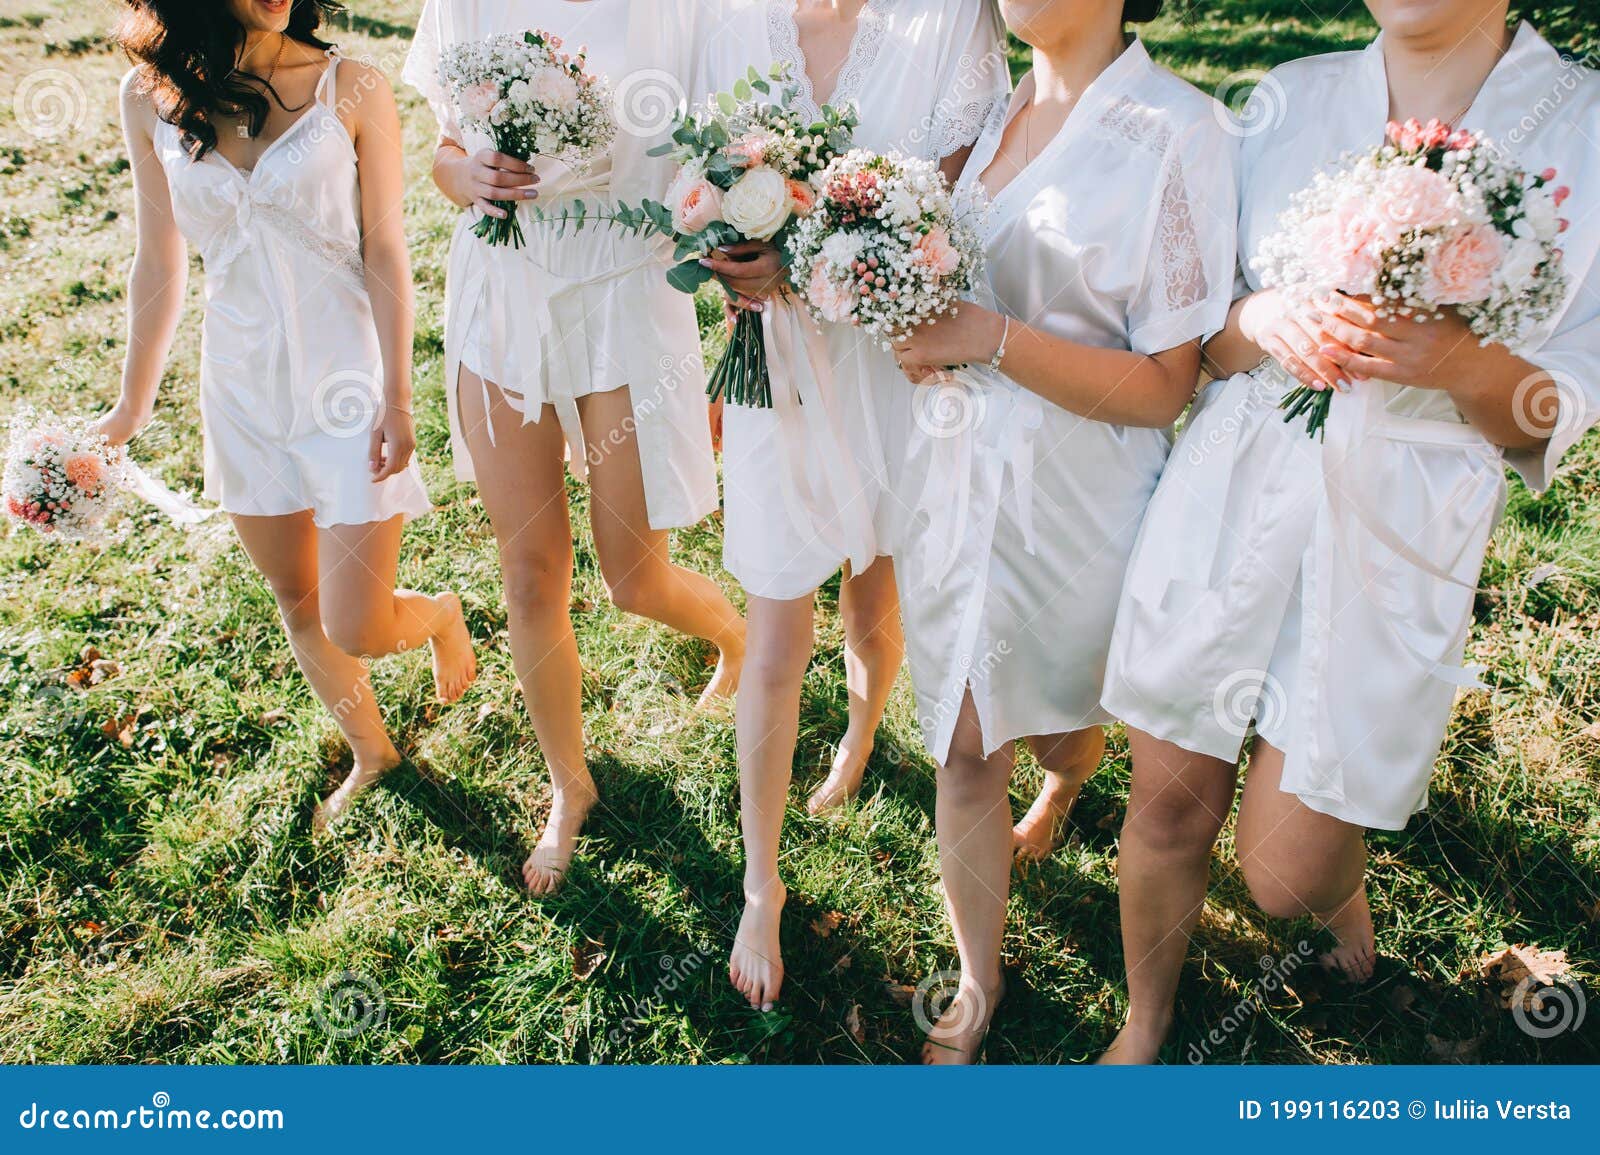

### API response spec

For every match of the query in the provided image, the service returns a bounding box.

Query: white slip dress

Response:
[1101,23,1600,830]
[155,51,432,528]
[706,0,1010,600]
[404,0,718,531]
[892,42,1239,765]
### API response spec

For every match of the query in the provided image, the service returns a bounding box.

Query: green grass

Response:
[1,1,1597,1065]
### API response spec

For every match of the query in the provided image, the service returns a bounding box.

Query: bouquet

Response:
[523,65,857,406]
[787,149,985,348]
[441,29,617,248]
[5,409,129,542]
[4,408,213,543]
[1255,117,1570,438]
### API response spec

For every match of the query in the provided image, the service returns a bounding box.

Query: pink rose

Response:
[725,133,771,169]
[785,179,815,217]
[672,176,723,234]
[63,452,105,492]
[459,81,499,122]
[806,259,856,323]
[912,226,960,277]
[1423,223,1503,305]
[1377,162,1459,234]
[1305,195,1388,289]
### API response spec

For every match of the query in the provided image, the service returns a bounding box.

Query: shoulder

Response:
[932,0,1001,33]
[118,66,161,136]
[335,54,393,99]
[1256,47,1364,106]
[1103,56,1232,159]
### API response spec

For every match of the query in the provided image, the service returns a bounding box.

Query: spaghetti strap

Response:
[315,49,340,108]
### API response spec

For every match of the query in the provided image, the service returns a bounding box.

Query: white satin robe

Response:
[705,0,1010,599]
[403,0,718,530]
[895,41,1239,764]
[1103,23,1600,829]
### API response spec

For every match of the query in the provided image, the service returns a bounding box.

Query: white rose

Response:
[821,229,865,269]
[721,166,791,241]
[1497,234,1545,293]
[1521,187,1560,242]
[526,66,579,111]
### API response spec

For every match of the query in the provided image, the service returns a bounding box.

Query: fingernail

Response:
[698,259,712,267]
[1336,379,1352,393]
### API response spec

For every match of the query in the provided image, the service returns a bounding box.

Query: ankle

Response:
[1122,1003,1174,1036]
[742,876,786,906]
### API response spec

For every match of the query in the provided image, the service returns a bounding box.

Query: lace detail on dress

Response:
[1097,96,1207,312]
[768,0,891,121]
[932,87,1006,159]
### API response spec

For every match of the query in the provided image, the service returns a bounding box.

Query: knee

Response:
[270,586,322,638]
[321,613,389,660]
[740,642,809,698]
[1239,859,1313,921]
[500,548,570,621]
[603,563,664,618]
[1123,791,1225,859]
[1239,853,1353,921]
[936,752,1007,809]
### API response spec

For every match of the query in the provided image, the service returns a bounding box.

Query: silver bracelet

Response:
[988,316,1011,371]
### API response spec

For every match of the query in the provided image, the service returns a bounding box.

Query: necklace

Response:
[233,33,287,138]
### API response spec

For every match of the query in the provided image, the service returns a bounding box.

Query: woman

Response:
[889,0,1239,1061]
[698,0,1011,1014]
[101,0,476,831]
[1100,0,1600,1063]
[404,0,746,895]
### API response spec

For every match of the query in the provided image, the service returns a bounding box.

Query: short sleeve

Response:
[401,0,459,140]
[1501,292,1600,493]
[1127,116,1241,356]
[927,0,1011,160]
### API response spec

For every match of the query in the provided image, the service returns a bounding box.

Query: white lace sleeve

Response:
[928,0,1011,160]
[1115,106,1238,355]
[401,0,459,139]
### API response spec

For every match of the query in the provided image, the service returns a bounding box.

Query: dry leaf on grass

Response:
[572,937,606,980]
[882,980,915,1007]
[1427,1032,1486,1062]
[810,911,843,938]
[845,1004,865,1044]
[1479,943,1571,1010]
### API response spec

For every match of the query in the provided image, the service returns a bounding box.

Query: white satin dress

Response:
[1102,23,1600,830]
[404,0,718,530]
[155,52,431,527]
[894,40,1239,764]
[705,0,1011,599]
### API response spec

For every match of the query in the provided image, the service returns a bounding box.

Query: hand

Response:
[890,304,1005,380]
[1237,288,1350,393]
[93,399,150,447]
[1316,293,1477,389]
[699,241,788,310]
[447,148,540,220]
[369,405,417,482]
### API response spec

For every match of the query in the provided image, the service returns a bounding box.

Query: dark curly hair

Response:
[1124,0,1165,22]
[115,0,344,159]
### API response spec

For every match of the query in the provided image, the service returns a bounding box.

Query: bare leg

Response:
[728,592,814,1011]
[1237,739,1374,982]
[1013,726,1106,861]
[808,555,904,814]
[923,691,1012,1065]
[230,512,401,832]
[457,367,596,895]
[317,516,477,703]
[578,387,745,706]
[1100,729,1237,1064]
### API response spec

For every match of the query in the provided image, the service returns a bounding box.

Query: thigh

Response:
[231,511,321,609]
[457,365,574,572]
[1236,738,1363,887]
[744,592,817,682]
[839,555,899,630]
[578,385,665,572]
[317,516,404,627]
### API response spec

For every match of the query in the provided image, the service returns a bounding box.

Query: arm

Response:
[1202,288,1351,392]
[1317,293,1552,450]
[891,303,1203,427]
[345,62,417,481]
[97,70,188,445]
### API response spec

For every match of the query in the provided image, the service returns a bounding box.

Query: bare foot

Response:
[522,778,597,896]
[1012,771,1082,862]
[921,975,1004,1065]
[313,747,401,834]
[729,882,786,1011]
[430,592,477,703]
[1097,1013,1171,1064]
[1317,886,1376,982]
[806,738,870,815]
[696,637,744,710]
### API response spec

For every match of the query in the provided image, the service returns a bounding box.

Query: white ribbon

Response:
[123,462,214,526]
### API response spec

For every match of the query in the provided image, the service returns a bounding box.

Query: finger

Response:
[473,198,508,219]
[369,427,385,475]
[716,240,769,256]
[1321,345,1397,380]
[1263,338,1327,392]
[1287,321,1350,388]
[699,254,763,277]
[1320,292,1380,327]
[731,295,765,312]
[1317,315,1393,365]
[483,168,539,191]
[484,151,536,174]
